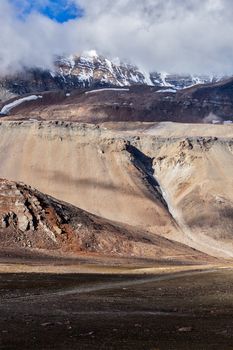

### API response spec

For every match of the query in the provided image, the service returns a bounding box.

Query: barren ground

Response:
[0,120,232,349]
[0,259,233,350]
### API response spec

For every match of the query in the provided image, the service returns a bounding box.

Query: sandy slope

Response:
[0,120,233,258]
[0,121,176,236]
[139,136,233,257]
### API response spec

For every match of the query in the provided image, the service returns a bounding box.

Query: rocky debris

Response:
[0,180,59,248]
[179,139,194,151]
[1,212,18,229]
[178,327,192,332]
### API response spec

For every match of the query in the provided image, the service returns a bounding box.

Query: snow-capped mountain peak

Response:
[0,51,228,101]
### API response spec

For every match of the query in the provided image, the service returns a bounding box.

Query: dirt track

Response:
[14,267,223,299]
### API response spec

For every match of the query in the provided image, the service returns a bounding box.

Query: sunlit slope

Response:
[0,178,208,261]
[0,121,176,236]
[147,137,233,257]
[1,121,233,258]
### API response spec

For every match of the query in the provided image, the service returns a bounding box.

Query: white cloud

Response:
[1,0,233,75]
[0,1,63,74]
[74,0,233,75]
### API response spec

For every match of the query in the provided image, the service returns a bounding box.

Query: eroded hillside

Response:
[0,121,232,258]
[0,178,207,262]
[138,136,233,257]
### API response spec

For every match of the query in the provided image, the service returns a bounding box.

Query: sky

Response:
[1,0,233,75]
[10,0,82,23]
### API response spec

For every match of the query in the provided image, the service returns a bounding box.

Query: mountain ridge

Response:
[0,51,226,101]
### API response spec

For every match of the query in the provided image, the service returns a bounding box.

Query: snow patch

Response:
[160,72,173,87]
[141,70,153,86]
[156,89,176,93]
[50,71,56,78]
[85,88,130,94]
[0,95,43,115]
[83,50,98,58]
[105,59,114,75]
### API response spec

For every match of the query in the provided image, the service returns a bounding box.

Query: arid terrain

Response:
[2,0,233,348]
[0,85,233,348]
[1,78,233,123]
[1,261,233,350]
[0,120,232,258]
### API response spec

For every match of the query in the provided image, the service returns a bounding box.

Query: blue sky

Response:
[10,0,83,23]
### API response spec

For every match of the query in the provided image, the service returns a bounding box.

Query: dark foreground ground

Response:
[0,267,233,349]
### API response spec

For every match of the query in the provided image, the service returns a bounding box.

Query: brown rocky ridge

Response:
[0,178,209,263]
[1,79,233,123]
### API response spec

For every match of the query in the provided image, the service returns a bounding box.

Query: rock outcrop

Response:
[0,178,207,262]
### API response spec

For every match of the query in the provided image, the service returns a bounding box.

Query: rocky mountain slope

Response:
[2,79,233,123]
[0,178,207,261]
[0,52,224,102]
[150,72,219,90]
[0,121,232,258]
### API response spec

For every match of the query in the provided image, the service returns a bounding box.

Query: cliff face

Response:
[0,121,232,258]
[138,136,233,257]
